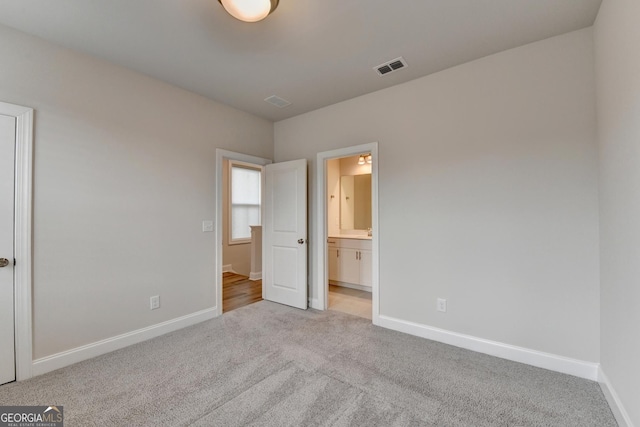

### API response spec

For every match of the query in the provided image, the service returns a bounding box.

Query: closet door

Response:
[0,114,16,385]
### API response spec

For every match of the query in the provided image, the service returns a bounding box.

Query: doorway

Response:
[222,159,264,313]
[316,143,379,324]
[326,154,373,319]
[215,150,309,314]
[0,101,33,383]
[216,150,271,315]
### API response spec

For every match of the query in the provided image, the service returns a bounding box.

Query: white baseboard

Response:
[309,298,322,310]
[249,271,262,281]
[377,315,599,381]
[32,307,217,377]
[222,264,233,273]
[598,367,634,427]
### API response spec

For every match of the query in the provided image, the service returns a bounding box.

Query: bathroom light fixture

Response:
[357,154,372,165]
[218,0,279,23]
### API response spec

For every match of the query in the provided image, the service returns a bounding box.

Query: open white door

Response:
[0,114,16,385]
[263,159,307,309]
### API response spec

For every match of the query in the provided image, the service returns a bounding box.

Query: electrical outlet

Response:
[437,298,447,312]
[150,295,160,310]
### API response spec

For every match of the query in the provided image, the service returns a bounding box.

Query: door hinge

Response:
[13,258,16,266]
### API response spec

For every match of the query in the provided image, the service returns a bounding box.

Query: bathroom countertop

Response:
[328,234,372,240]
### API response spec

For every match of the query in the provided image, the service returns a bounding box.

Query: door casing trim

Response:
[0,101,34,381]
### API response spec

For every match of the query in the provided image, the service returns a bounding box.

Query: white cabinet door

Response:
[329,239,372,288]
[263,159,308,309]
[339,248,360,285]
[328,247,339,282]
[359,250,372,288]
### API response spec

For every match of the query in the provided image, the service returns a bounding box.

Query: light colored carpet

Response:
[0,301,616,426]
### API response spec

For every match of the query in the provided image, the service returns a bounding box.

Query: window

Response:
[229,161,262,243]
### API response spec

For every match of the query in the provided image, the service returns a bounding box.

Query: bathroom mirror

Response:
[340,174,372,230]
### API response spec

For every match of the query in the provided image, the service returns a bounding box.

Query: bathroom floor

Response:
[328,283,372,320]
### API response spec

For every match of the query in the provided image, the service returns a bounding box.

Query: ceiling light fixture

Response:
[358,155,365,165]
[218,0,279,23]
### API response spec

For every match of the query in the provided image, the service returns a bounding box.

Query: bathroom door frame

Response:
[315,142,379,325]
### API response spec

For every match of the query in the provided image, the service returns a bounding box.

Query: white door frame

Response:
[316,142,380,325]
[0,101,34,381]
[214,149,271,317]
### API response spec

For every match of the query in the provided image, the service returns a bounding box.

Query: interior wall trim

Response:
[599,367,634,427]
[32,308,216,377]
[377,314,600,381]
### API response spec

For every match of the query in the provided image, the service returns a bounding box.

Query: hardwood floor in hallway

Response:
[223,272,262,313]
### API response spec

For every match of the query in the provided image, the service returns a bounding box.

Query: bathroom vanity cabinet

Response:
[328,238,372,291]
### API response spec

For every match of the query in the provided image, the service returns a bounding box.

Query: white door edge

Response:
[0,101,34,381]
[316,142,380,325]
[215,149,272,317]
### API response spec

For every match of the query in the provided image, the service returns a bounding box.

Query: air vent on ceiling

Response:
[264,95,291,108]
[374,57,408,77]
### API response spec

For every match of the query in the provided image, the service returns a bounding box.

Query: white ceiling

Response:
[0,0,602,121]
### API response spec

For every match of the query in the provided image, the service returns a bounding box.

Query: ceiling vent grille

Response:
[264,95,291,108]
[374,57,408,77]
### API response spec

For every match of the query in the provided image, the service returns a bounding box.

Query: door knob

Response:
[0,258,10,268]
[297,239,306,245]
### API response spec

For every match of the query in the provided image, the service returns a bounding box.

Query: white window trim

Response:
[228,160,263,245]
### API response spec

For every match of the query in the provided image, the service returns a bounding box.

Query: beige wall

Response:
[327,158,341,236]
[275,28,600,362]
[339,156,372,177]
[0,24,273,359]
[594,0,640,424]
